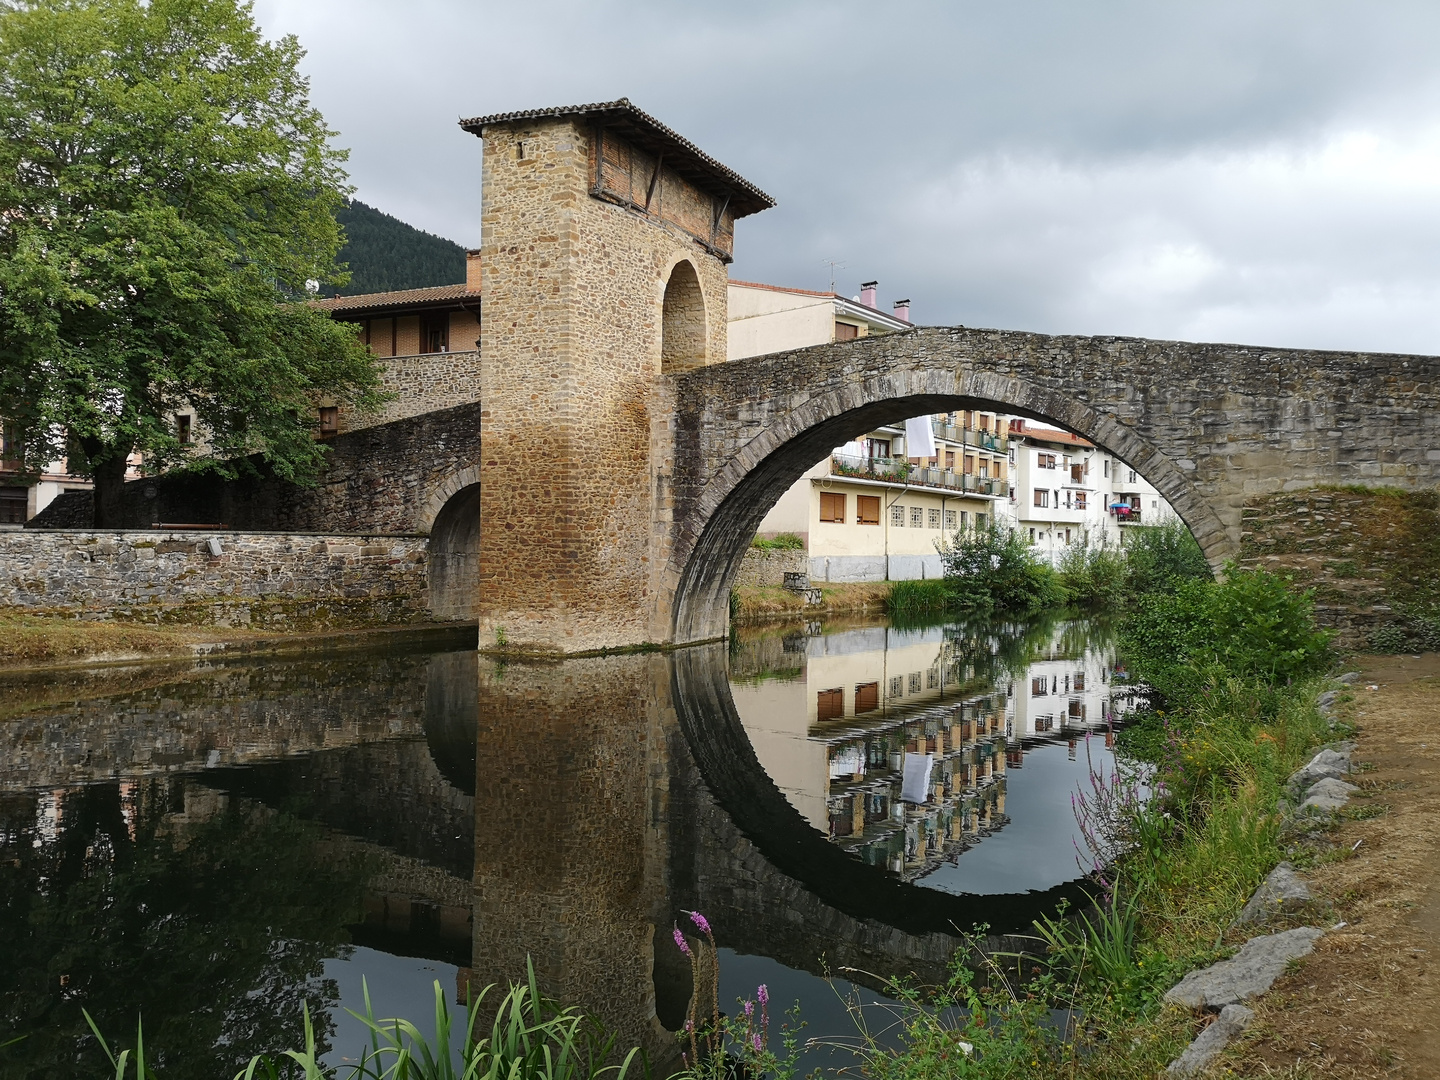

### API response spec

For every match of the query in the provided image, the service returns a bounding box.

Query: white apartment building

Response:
[997,419,1178,566]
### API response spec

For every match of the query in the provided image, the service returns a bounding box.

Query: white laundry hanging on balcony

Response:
[904,415,936,459]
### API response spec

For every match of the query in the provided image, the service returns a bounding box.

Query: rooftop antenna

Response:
[821,258,847,294]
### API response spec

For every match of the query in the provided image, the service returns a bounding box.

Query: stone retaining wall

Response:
[733,546,808,588]
[0,529,430,628]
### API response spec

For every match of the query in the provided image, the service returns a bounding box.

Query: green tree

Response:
[936,519,1060,615]
[0,0,383,526]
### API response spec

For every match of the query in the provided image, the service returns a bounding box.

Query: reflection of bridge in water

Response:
[0,640,1101,1065]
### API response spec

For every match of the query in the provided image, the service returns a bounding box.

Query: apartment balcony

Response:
[830,453,1004,497]
[933,422,1007,451]
[1110,505,1143,524]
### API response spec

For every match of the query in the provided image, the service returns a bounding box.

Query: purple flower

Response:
[684,1020,694,1033]
[743,1001,754,1018]
[688,910,712,935]
[752,1032,762,1053]
[757,984,768,1006]
[673,926,691,957]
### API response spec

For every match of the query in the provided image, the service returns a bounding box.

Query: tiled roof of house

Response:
[310,283,477,316]
[728,278,836,299]
[459,98,775,218]
[1009,420,1095,449]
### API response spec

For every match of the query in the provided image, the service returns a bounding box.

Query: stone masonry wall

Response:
[352,350,482,433]
[477,115,732,653]
[0,529,429,627]
[29,401,483,535]
[732,546,808,589]
[665,326,1440,643]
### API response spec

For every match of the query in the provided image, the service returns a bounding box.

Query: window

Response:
[959,510,969,529]
[0,487,26,525]
[819,491,846,523]
[857,495,880,525]
[855,682,879,713]
[1103,459,1111,478]
[318,406,339,436]
[945,451,955,469]
[817,688,844,721]
[927,668,939,689]
[176,415,192,445]
[910,506,923,528]
[1074,671,1086,692]
[834,321,859,341]
[1029,528,1036,541]
[1075,491,1087,510]
[908,672,922,694]
[978,458,989,478]
[889,675,904,697]
[867,438,890,458]
[927,508,941,529]
[1065,528,1072,543]
[1036,715,1054,733]
[1038,453,1057,469]
[964,454,975,474]
[891,504,906,527]
[1128,469,1136,483]
[1069,700,1086,720]
[1071,464,1084,484]
[975,513,986,528]
[1033,489,1049,508]
[1032,677,1048,697]
[1065,491,1073,509]
[945,509,957,529]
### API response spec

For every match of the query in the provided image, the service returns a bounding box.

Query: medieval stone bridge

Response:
[655,325,1440,647]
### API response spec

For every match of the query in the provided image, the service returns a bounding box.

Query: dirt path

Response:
[1236,655,1440,1078]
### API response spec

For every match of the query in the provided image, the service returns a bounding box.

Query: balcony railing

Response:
[1110,506,1142,524]
[932,422,1007,451]
[831,454,1003,496]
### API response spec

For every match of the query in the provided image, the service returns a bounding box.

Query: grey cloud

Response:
[255,0,1440,350]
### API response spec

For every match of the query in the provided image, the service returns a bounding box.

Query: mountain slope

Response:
[327,200,467,296]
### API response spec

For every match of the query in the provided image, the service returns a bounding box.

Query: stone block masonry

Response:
[0,529,430,629]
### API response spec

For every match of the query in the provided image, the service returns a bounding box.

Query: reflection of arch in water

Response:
[423,650,478,794]
[427,483,481,620]
[671,644,1093,937]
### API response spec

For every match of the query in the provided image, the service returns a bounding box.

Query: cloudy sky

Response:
[253,0,1440,354]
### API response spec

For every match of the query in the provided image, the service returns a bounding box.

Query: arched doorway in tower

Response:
[428,483,480,620]
[660,260,707,374]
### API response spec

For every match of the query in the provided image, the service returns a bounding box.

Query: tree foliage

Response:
[0,0,383,525]
[936,519,1061,615]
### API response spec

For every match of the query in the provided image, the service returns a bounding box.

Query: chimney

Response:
[859,280,878,308]
[893,298,911,322]
[465,248,482,293]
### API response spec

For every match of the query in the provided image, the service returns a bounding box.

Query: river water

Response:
[0,613,1131,1076]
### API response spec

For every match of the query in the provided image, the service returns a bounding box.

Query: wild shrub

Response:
[1055,533,1127,608]
[936,521,1060,616]
[1122,520,1211,595]
[885,579,955,620]
[749,533,806,552]
[1120,566,1331,714]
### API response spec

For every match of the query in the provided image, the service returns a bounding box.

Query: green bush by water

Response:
[935,521,1062,616]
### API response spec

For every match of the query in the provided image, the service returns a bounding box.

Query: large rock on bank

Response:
[1163,927,1325,1010]
[1236,863,1314,926]
[1166,1004,1254,1076]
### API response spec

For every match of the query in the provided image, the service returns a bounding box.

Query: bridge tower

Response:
[461,100,773,653]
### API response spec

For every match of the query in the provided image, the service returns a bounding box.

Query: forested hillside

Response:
[326,200,467,296]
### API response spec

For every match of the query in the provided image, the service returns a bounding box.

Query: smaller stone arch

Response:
[422,468,482,621]
[660,259,707,374]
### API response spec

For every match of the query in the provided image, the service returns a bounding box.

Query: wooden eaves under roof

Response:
[458,98,775,219]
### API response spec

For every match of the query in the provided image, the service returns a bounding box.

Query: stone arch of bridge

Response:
[423,469,482,621]
[668,368,1227,644]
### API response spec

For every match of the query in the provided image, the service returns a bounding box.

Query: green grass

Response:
[749,533,805,552]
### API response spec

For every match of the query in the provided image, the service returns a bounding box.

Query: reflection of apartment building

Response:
[730,619,1129,883]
